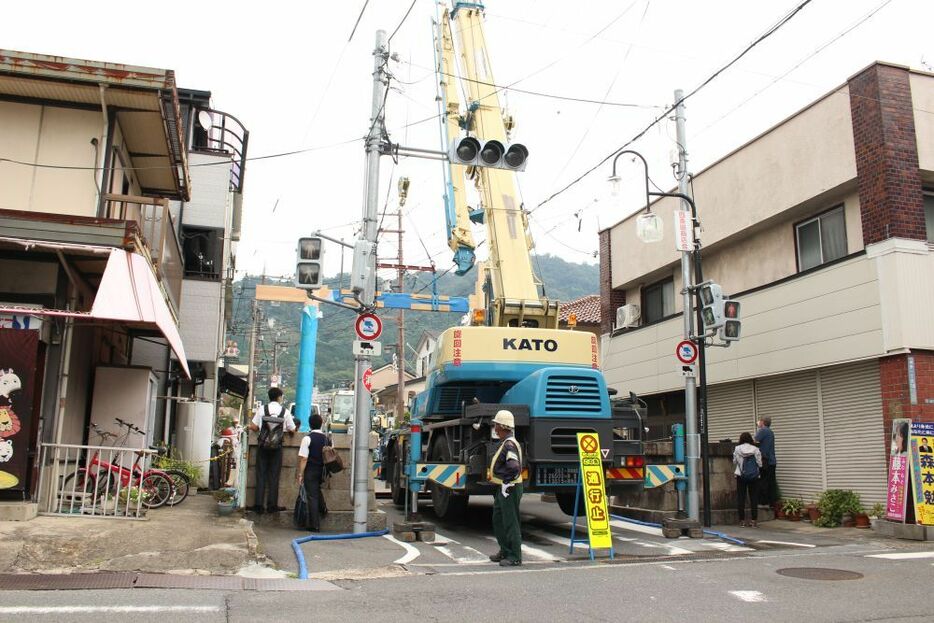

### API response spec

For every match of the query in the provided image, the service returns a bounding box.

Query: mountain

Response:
[227,254,598,400]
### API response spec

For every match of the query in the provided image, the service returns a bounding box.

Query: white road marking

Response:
[383,533,421,565]
[756,539,816,548]
[609,519,665,537]
[526,528,571,547]
[432,532,489,564]
[0,606,221,614]
[484,536,561,562]
[662,565,678,570]
[866,551,934,560]
[730,591,767,603]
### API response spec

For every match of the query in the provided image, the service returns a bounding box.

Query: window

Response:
[796,206,846,271]
[924,191,934,243]
[181,226,223,280]
[642,277,675,324]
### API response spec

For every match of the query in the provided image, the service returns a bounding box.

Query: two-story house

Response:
[0,50,194,517]
[599,62,934,506]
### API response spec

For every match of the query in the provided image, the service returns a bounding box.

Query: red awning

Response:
[0,249,190,378]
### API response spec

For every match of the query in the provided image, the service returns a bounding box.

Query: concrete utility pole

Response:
[351,29,388,533]
[675,89,700,522]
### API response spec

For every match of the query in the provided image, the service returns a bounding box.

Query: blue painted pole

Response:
[294,303,319,432]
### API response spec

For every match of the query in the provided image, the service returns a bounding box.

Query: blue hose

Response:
[610,513,746,546]
[292,529,390,579]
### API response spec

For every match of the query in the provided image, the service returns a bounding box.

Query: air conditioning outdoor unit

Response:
[615,304,641,329]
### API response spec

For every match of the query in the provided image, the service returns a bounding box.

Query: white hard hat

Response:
[492,410,515,429]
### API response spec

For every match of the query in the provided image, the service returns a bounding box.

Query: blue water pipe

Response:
[291,529,390,579]
[294,303,319,431]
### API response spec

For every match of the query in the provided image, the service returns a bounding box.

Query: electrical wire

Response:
[389,0,419,43]
[348,0,371,42]
[533,0,816,213]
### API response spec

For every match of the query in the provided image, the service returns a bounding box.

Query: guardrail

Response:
[37,442,158,520]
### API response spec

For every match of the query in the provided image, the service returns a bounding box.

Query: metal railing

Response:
[37,442,157,520]
[192,106,249,193]
[103,193,184,312]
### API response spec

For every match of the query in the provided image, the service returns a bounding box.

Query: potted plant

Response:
[774,500,786,520]
[213,489,237,516]
[854,505,871,529]
[868,502,885,529]
[781,498,804,521]
[804,501,820,522]
[815,489,862,528]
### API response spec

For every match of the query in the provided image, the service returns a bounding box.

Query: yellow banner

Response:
[910,422,934,526]
[576,432,613,550]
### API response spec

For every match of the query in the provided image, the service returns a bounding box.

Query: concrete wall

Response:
[609,87,858,291]
[179,152,231,229]
[0,102,101,216]
[177,279,223,362]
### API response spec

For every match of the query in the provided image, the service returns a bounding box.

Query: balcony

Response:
[103,193,183,314]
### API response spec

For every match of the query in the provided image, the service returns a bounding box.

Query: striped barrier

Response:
[606,467,644,481]
[415,463,467,489]
[644,464,685,488]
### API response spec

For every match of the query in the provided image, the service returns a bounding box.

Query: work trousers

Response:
[492,483,524,563]
[302,464,327,531]
[736,476,759,521]
[255,447,283,509]
[759,464,777,506]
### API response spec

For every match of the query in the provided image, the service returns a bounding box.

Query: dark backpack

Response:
[257,405,285,450]
[740,454,760,482]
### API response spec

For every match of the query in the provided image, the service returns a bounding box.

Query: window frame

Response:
[641,276,675,325]
[794,204,847,272]
[180,225,224,281]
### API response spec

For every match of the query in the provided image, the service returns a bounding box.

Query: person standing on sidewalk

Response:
[755,416,777,506]
[249,387,295,513]
[296,413,329,531]
[488,410,523,567]
[734,431,763,527]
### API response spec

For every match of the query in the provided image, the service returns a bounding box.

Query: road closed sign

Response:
[576,432,613,550]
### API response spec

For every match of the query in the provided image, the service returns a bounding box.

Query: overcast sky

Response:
[5,0,930,284]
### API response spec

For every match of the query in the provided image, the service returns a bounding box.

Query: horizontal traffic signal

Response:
[449,136,528,171]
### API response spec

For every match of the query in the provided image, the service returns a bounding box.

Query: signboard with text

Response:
[886,418,911,522]
[909,421,934,526]
[576,432,613,550]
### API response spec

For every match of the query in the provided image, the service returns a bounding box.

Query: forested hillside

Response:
[228,254,599,401]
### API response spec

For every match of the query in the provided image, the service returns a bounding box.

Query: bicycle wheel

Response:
[164,469,191,506]
[61,469,104,508]
[140,472,174,508]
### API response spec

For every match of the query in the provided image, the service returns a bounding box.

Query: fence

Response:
[37,442,160,520]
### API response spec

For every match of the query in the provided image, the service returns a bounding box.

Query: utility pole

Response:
[351,29,388,533]
[675,89,700,522]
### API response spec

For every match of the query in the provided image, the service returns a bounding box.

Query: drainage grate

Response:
[0,573,136,590]
[777,567,864,581]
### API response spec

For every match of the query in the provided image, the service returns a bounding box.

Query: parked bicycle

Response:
[150,444,191,507]
[62,419,174,511]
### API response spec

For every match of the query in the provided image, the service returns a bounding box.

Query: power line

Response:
[533,0,816,212]
[389,0,419,43]
[348,0,371,42]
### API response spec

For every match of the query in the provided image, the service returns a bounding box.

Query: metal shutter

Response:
[706,381,756,445]
[756,371,822,502]
[820,360,886,505]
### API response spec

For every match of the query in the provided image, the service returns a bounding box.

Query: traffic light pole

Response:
[351,29,388,533]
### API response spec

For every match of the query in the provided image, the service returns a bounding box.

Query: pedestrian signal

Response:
[295,237,324,289]
[699,283,725,330]
[719,299,741,342]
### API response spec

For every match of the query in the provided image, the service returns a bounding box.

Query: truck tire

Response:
[429,435,468,521]
[388,446,406,507]
[555,491,586,517]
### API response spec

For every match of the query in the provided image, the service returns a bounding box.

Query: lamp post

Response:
[609,149,711,527]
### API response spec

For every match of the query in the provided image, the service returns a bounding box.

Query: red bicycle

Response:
[62,419,174,510]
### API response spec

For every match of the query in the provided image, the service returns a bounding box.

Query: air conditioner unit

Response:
[615,304,641,329]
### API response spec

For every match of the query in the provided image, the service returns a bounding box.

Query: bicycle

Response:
[62,419,174,512]
[150,444,191,507]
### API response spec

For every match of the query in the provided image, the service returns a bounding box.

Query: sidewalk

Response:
[0,494,269,575]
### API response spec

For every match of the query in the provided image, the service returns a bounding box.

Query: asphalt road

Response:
[4,495,934,622]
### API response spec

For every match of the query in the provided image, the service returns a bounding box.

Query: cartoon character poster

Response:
[0,329,39,491]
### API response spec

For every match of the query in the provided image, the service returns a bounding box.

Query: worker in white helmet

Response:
[488,409,523,566]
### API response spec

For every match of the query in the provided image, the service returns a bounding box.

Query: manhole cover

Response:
[777,567,863,581]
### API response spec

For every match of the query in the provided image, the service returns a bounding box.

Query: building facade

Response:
[600,62,934,506]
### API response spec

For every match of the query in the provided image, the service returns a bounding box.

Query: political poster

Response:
[886,418,911,522]
[909,421,934,526]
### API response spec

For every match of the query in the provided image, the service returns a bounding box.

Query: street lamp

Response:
[608,151,663,243]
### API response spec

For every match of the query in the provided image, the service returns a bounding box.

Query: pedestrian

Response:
[734,431,763,527]
[296,413,329,531]
[248,387,295,513]
[488,410,523,567]
[754,416,777,506]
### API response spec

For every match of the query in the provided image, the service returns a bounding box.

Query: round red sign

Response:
[355,313,382,340]
[676,340,698,365]
[362,367,373,392]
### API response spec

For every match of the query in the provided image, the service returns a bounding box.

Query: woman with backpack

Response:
[733,431,763,527]
[295,413,330,531]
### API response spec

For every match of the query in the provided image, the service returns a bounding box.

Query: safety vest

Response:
[489,436,523,485]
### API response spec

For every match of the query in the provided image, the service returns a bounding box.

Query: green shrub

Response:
[153,452,203,485]
[781,498,804,515]
[868,502,885,519]
[816,489,862,527]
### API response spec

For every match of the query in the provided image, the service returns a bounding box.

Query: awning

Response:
[0,249,190,379]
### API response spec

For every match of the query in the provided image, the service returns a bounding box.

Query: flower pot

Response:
[841,512,855,528]
[217,501,237,516]
[854,513,870,529]
[787,511,801,522]
[806,505,820,522]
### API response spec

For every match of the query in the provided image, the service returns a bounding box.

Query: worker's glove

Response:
[500,482,514,498]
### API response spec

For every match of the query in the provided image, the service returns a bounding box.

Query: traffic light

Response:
[719,299,741,341]
[699,283,725,330]
[448,136,528,171]
[295,236,324,289]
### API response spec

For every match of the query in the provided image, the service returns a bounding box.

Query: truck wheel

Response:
[555,491,586,517]
[388,448,406,507]
[429,436,468,521]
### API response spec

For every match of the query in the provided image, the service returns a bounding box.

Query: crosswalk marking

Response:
[757,539,815,549]
[483,536,561,562]
[730,590,767,603]
[383,534,421,565]
[525,528,571,548]
[866,551,934,560]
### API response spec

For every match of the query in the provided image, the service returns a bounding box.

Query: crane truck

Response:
[380,1,645,519]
